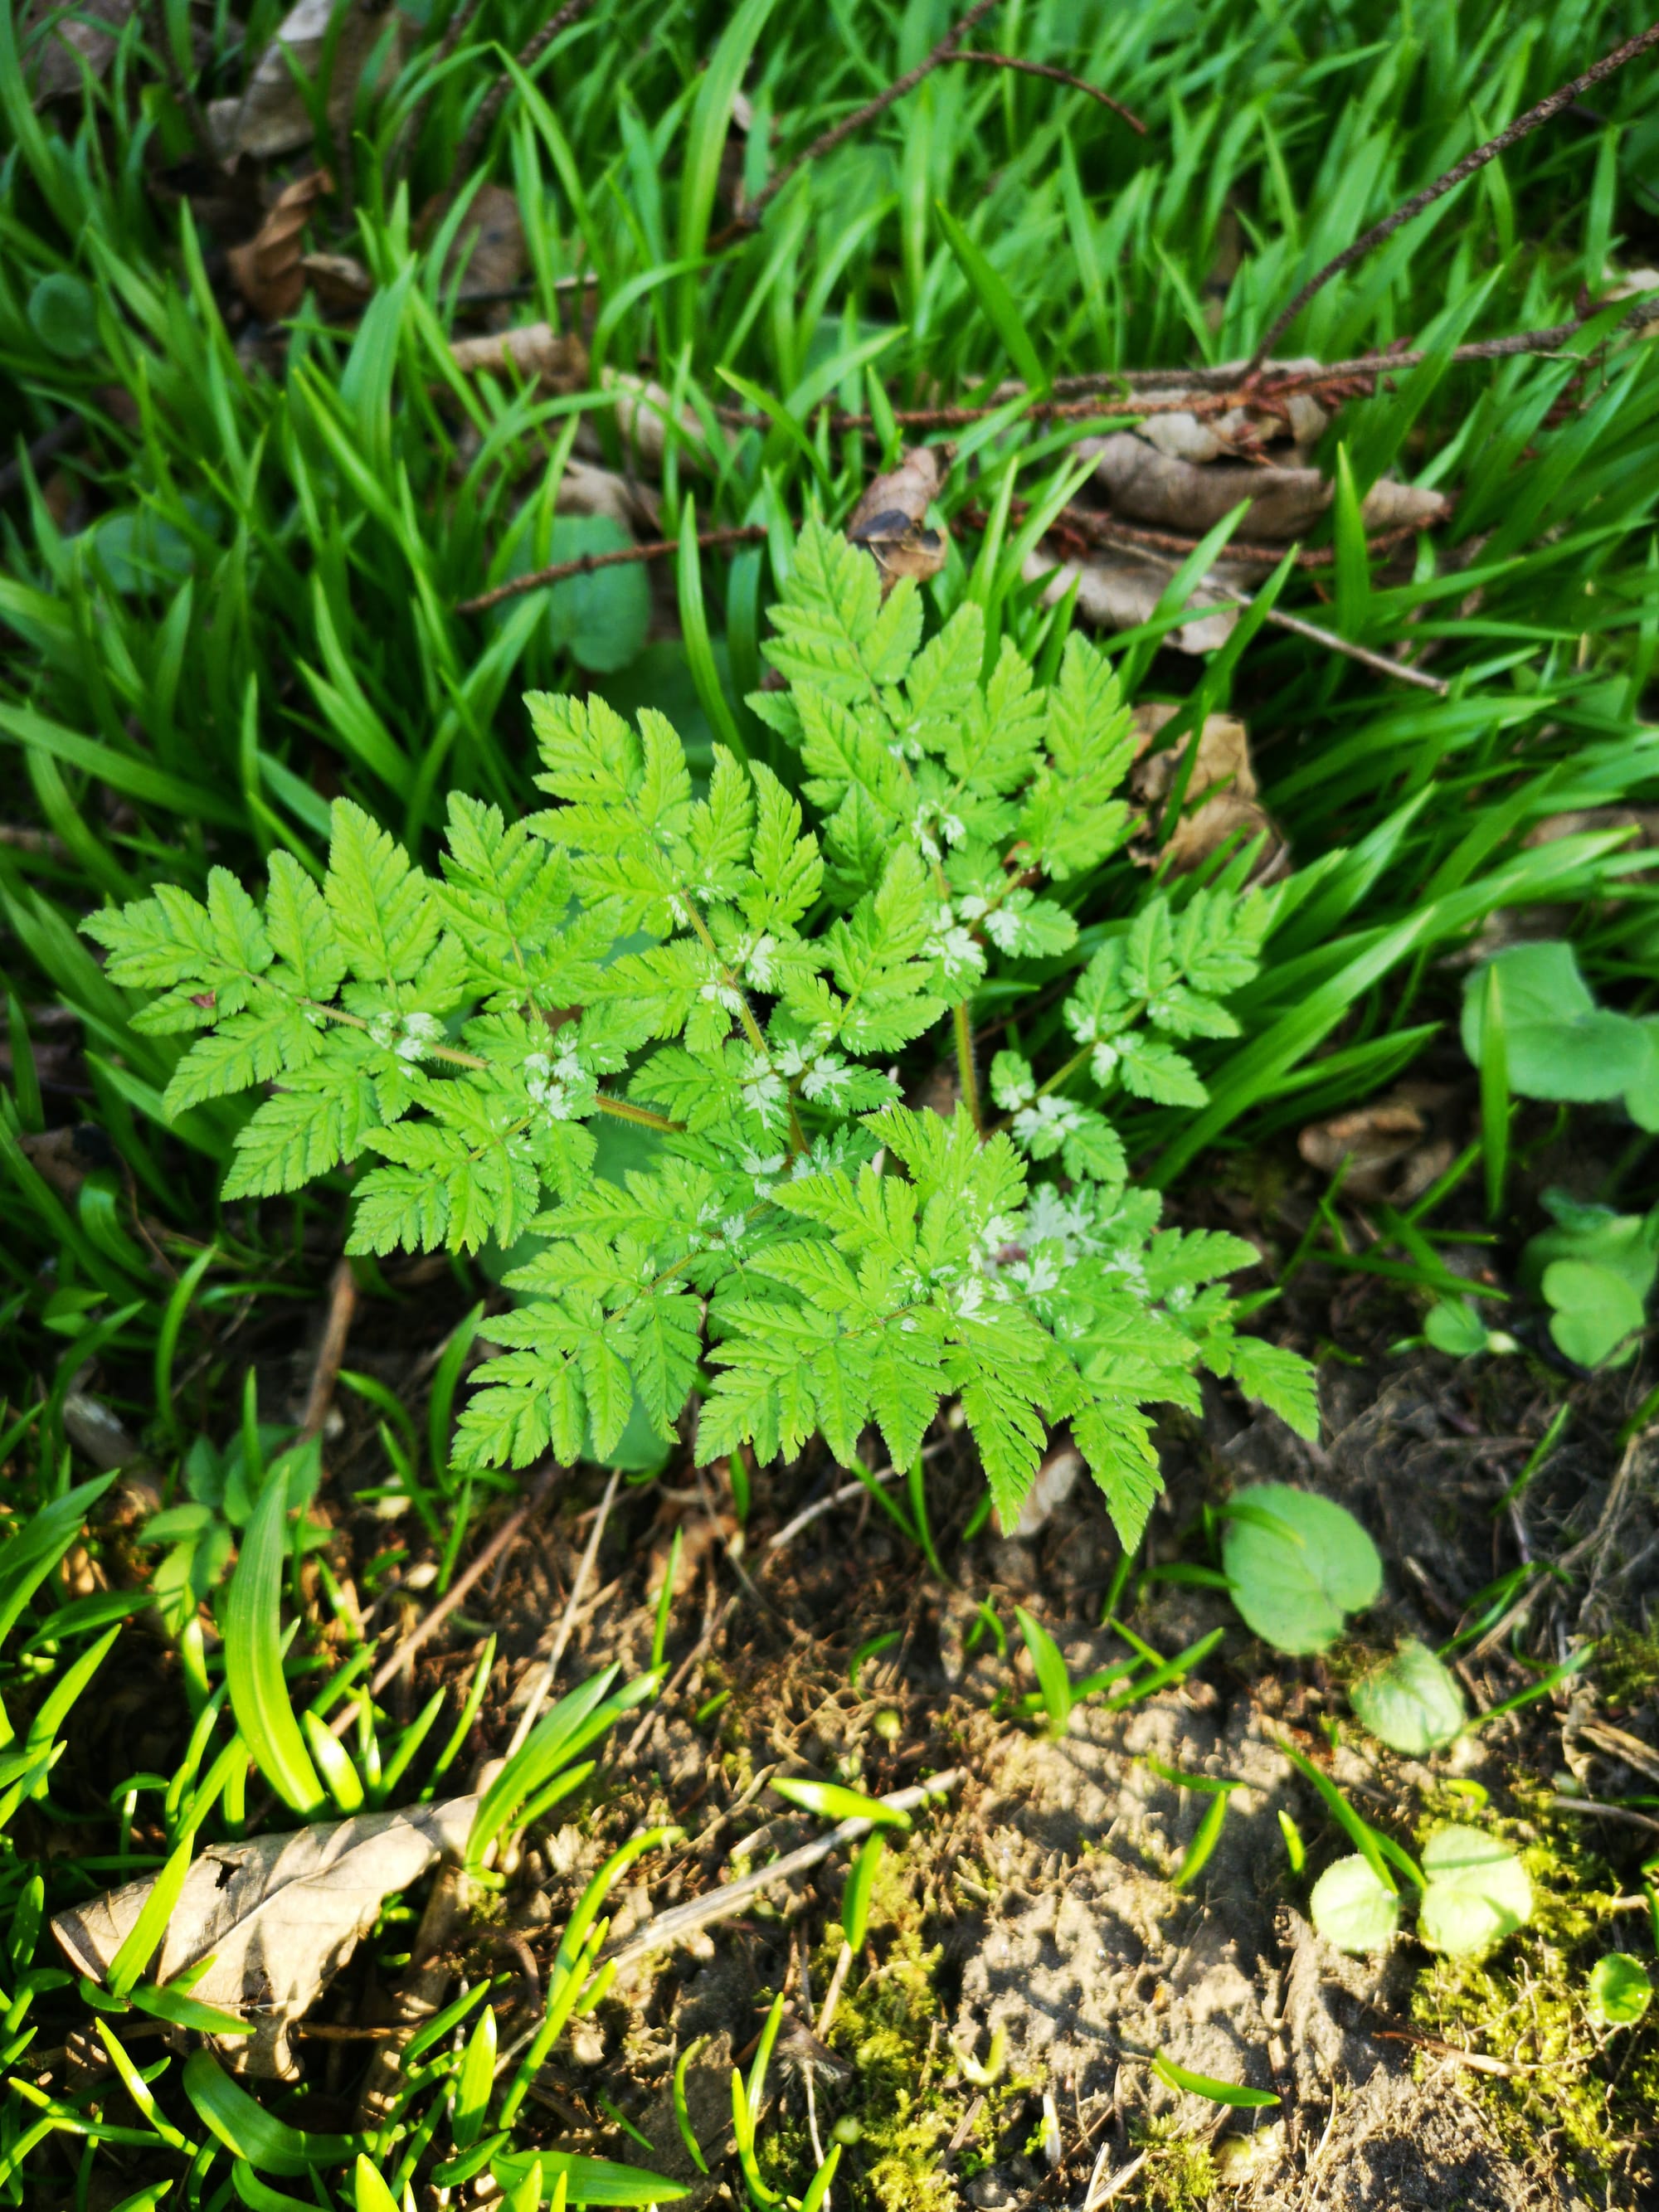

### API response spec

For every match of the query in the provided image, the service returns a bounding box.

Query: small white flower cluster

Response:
[1013,1095,1087,1150]
[737,1047,789,1129]
[910,800,966,863]
[1063,994,1126,1084]
[523,1043,597,1122]
[922,902,985,989]
[727,931,779,989]
[367,1009,445,1062]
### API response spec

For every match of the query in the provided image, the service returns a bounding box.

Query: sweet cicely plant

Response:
[86,523,1314,1542]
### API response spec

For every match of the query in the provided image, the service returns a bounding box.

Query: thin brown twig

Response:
[454,0,597,182]
[297,1257,358,1444]
[1012,497,1424,572]
[603,1770,961,1971]
[946,53,1144,133]
[1217,582,1449,695]
[458,525,766,615]
[721,0,1002,241]
[1247,19,1659,372]
[709,297,1659,435]
[1548,1796,1659,1836]
[1370,2027,1575,2078]
[361,1461,561,1701]
[504,1464,623,1756]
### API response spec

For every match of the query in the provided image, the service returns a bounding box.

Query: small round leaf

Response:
[1423,1300,1490,1358]
[1587,1952,1652,2028]
[1542,1260,1646,1369]
[1418,1826,1532,1959]
[1309,1853,1400,1955]
[27,271,99,359]
[1221,1484,1383,1654]
[1350,1639,1467,1757]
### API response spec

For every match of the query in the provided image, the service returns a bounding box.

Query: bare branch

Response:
[1247,20,1659,373]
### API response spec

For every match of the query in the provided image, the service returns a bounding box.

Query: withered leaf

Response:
[52,1796,476,2078]
[449,320,589,393]
[1022,545,1238,656]
[21,0,132,105]
[300,250,375,315]
[442,182,527,304]
[1080,431,1448,541]
[226,170,331,323]
[1129,703,1287,880]
[207,0,403,163]
[847,446,946,590]
[1297,1087,1455,1206]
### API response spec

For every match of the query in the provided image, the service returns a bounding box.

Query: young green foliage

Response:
[87,524,1315,1544]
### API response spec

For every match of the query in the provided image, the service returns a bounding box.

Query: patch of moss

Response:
[1593,1625,1659,1714]
[756,1845,1029,2212]
[1130,2117,1219,2210]
[1411,1784,1658,2203]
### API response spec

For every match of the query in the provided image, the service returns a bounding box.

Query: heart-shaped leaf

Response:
[1309,1853,1401,1954]
[1587,1952,1652,2027]
[1350,1639,1466,1756]
[1221,1485,1382,1653]
[27,271,99,358]
[1543,1258,1646,1369]
[1418,1826,1532,1958]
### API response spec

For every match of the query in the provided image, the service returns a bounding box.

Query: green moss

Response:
[756,1845,1030,2212]
[1130,2118,1219,2210]
[1593,1626,1659,1713]
[1411,1786,1658,2201]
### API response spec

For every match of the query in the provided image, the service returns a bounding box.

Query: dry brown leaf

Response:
[299,250,374,315]
[226,169,331,323]
[208,0,403,162]
[1297,1089,1455,1206]
[1021,545,1238,656]
[1005,1443,1082,1539]
[22,0,132,104]
[550,456,659,538]
[1080,430,1448,540]
[52,1796,476,2078]
[442,182,527,304]
[846,445,947,590]
[449,320,589,392]
[1128,702,1287,878]
[646,1508,737,1602]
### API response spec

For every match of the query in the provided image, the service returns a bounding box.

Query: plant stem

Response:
[953,1000,981,1130]
[594,1096,682,1132]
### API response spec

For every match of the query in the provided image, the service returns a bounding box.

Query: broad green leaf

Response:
[493,2151,689,2205]
[1423,1299,1491,1358]
[1309,1853,1401,1954]
[183,2050,355,2173]
[1543,1259,1647,1369]
[843,1833,885,1951]
[222,1471,325,1816]
[28,271,99,357]
[1221,1485,1382,1653]
[1014,1607,1073,1737]
[770,1777,911,1829]
[1418,1826,1532,1959]
[1151,2053,1278,2108]
[1587,1952,1652,2028]
[1350,1639,1467,1757]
